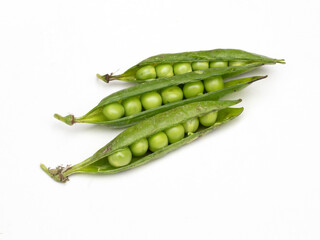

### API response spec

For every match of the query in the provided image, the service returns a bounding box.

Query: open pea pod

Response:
[97,49,284,83]
[41,100,243,183]
[55,63,265,128]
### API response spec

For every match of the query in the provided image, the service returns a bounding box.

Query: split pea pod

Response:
[41,100,243,183]
[97,49,284,83]
[55,63,266,128]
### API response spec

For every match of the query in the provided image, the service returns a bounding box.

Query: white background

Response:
[0,0,319,239]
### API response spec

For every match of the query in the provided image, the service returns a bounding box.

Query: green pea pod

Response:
[54,63,265,127]
[41,100,243,183]
[97,49,284,83]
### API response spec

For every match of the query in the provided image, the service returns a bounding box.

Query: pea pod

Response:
[54,63,265,128]
[41,100,243,183]
[97,49,284,83]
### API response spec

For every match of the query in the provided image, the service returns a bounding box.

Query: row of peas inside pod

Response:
[135,61,244,80]
[42,101,243,183]
[97,48,285,83]
[108,112,217,167]
[54,63,267,127]
[101,76,223,120]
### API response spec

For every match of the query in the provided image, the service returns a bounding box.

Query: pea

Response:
[136,65,156,80]
[122,96,142,116]
[199,111,218,127]
[148,132,168,152]
[155,64,174,78]
[229,61,247,66]
[192,62,209,71]
[210,61,228,68]
[130,138,149,157]
[108,147,132,167]
[141,91,162,110]
[160,86,184,104]
[183,81,204,99]
[165,124,185,144]
[204,76,224,92]
[102,102,125,120]
[173,63,192,75]
[183,117,199,134]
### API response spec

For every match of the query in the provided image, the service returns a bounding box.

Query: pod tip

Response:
[234,98,242,104]
[54,113,75,126]
[254,75,268,81]
[277,59,286,64]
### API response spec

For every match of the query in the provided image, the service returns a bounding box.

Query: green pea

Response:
[173,63,192,75]
[108,147,132,167]
[210,61,228,68]
[165,124,185,144]
[148,132,168,152]
[183,117,199,134]
[160,86,184,104]
[130,138,149,157]
[199,111,218,127]
[229,61,248,66]
[183,81,204,99]
[155,64,174,78]
[122,96,142,116]
[136,65,156,80]
[102,102,125,120]
[141,91,162,110]
[192,62,209,70]
[204,76,224,92]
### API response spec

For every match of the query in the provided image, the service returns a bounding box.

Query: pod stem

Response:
[41,157,93,183]
[96,73,115,83]
[54,114,75,126]
[40,164,71,183]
